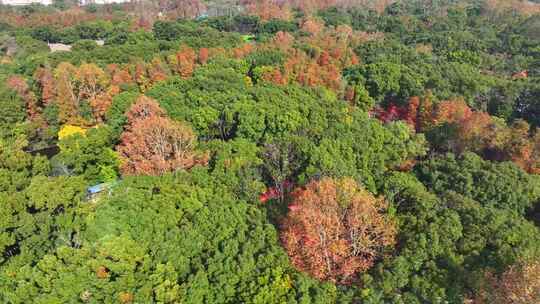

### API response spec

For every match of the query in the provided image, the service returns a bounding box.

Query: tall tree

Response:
[281,177,396,284]
[473,260,540,304]
[116,96,206,176]
[54,62,80,124]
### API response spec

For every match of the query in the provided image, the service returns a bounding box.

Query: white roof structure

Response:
[48,43,72,52]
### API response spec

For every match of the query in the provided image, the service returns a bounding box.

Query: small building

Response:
[48,43,72,52]
[86,181,118,201]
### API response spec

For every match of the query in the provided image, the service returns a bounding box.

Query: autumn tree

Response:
[198,48,209,64]
[75,63,109,102]
[6,76,41,122]
[300,17,324,36]
[473,260,540,304]
[242,0,292,21]
[107,64,134,86]
[54,62,80,124]
[34,67,56,106]
[116,96,206,176]
[158,0,206,19]
[168,46,197,79]
[280,177,396,284]
[90,86,120,123]
[148,58,169,83]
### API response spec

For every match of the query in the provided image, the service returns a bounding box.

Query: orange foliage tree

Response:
[300,17,324,36]
[54,62,81,123]
[108,64,134,86]
[280,177,396,284]
[148,58,170,83]
[272,24,359,91]
[169,46,197,78]
[242,0,292,21]
[53,62,113,124]
[198,48,209,64]
[75,63,110,102]
[473,260,540,304]
[116,96,206,176]
[34,67,56,106]
[379,97,540,174]
[6,75,41,122]
[90,85,120,123]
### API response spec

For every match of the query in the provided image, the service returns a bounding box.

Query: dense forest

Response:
[0,0,539,303]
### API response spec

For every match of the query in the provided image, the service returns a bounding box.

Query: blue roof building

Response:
[86,181,118,200]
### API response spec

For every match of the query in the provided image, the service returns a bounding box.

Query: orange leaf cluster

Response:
[6,75,41,122]
[90,85,121,123]
[34,68,56,106]
[117,96,206,176]
[281,177,396,284]
[232,44,255,59]
[96,266,109,279]
[264,24,360,90]
[169,47,197,78]
[242,0,293,21]
[385,97,540,174]
[108,64,134,87]
[198,48,210,65]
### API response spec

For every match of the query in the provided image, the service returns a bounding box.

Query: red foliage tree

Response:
[117,96,206,176]
[7,75,41,122]
[34,67,56,106]
[280,177,396,284]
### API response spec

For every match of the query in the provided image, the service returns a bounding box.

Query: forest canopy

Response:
[0,0,539,303]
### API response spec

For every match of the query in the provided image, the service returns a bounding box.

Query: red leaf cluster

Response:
[259,180,293,203]
[7,75,41,122]
[280,177,396,284]
[379,97,540,174]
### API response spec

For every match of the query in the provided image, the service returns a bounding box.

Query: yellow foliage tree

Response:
[58,125,87,140]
